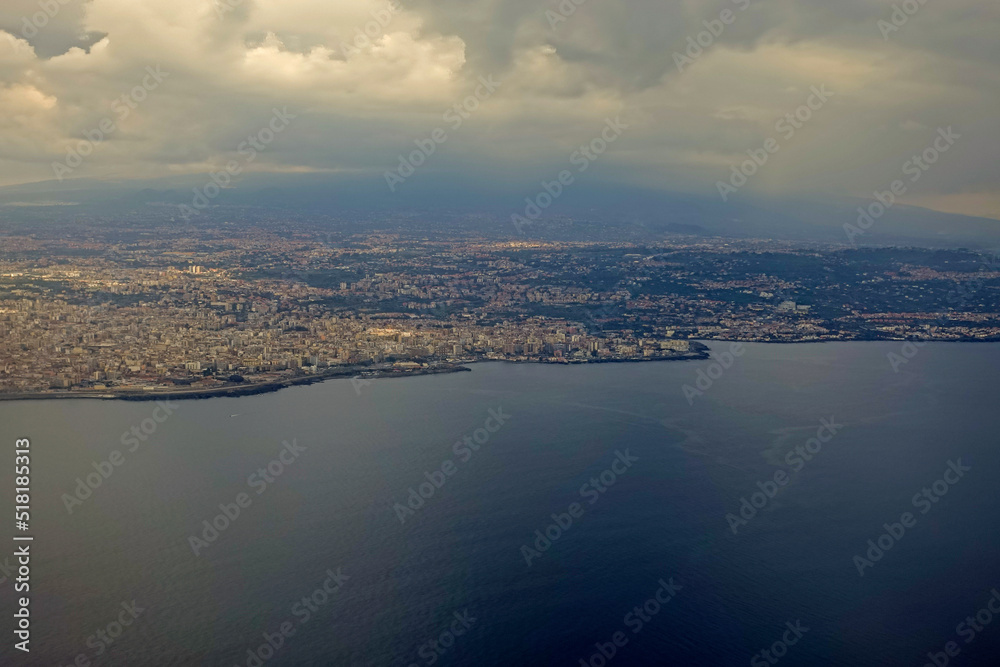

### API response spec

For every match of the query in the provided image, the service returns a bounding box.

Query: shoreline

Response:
[0,363,472,403]
[3,338,997,402]
[0,351,710,403]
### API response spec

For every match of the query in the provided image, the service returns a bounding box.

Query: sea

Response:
[1,342,998,666]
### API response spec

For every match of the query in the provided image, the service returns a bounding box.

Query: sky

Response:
[0,0,997,220]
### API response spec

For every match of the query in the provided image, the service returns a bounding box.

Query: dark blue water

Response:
[1,342,999,666]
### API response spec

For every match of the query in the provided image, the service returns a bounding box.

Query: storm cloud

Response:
[0,0,997,219]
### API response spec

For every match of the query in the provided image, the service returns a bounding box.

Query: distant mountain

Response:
[1,174,997,250]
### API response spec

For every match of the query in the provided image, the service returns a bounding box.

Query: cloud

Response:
[0,0,995,220]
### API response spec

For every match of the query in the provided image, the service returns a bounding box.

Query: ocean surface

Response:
[2,342,999,666]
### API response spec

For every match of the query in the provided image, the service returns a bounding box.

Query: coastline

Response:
[0,363,472,403]
[5,338,995,403]
[0,349,711,403]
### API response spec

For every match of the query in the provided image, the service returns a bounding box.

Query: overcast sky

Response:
[0,0,997,219]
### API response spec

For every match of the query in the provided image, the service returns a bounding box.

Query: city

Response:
[2,218,997,397]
